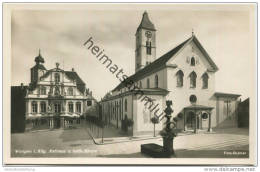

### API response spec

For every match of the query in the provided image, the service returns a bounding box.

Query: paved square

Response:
[11,122,249,158]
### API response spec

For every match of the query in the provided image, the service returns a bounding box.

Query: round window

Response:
[189,95,197,103]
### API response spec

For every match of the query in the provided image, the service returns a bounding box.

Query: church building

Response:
[100,11,241,136]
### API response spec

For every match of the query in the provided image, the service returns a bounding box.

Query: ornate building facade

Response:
[24,51,95,130]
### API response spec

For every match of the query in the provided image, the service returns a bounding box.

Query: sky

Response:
[11,4,256,101]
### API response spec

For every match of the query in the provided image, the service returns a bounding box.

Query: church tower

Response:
[135,11,156,72]
[30,50,46,84]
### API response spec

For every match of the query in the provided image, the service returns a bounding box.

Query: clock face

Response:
[145,31,152,38]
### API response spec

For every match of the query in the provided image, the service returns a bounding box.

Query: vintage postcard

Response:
[3,3,257,165]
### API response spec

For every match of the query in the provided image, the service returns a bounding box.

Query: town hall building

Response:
[100,11,241,136]
[11,51,96,132]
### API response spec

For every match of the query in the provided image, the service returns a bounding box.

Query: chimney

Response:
[72,68,74,72]
[21,83,24,89]
[90,91,92,96]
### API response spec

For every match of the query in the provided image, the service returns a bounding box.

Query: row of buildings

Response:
[11,11,249,135]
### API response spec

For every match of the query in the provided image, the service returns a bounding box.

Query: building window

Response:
[191,57,195,66]
[189,95,197,104]
[54,103,61,113]
[68,102,74,113]
[54,86,60,95]
[68,87,73,96]
[54,73,60,83]
[32,101,37,113]
[139,81,142,88]
[176,70,184,87]
[202,73,209,89]
[146,41,152,55]
[40,102,46,113]
[40,86,46,95]
[189,71,197,88]
[155,75,159,88]
[76,102,81,113]
[87,100,92,106]
[124,99,127,112]
[147,78,150,88]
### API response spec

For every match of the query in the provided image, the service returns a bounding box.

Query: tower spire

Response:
[35,48,45,64]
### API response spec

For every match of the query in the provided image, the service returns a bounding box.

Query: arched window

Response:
[54,73,60,83]
[40,101,46,113]
[191,57,195,66]
[40,86,46,95]
[202,73,209,89]
[189,71,197,88]
[32,101,38,113]
[147,78,150,88]
[146,41,152,55]
[176,70,184,87]
[68,102,74,113]
[68,87,73,96]
[124,99,127,112]
[155,75,159,88]
[139,81,142,88]
[76,102,81,113]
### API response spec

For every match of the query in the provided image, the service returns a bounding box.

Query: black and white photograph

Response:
[3,2,257,165]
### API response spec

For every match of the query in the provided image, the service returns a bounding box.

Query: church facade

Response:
[23,52,95,131]
[101,12,241,136]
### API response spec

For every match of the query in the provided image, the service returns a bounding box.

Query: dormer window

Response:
[54,73,60,83]
[191,57,195,66]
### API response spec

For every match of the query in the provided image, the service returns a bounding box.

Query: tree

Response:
[151,116,159,137]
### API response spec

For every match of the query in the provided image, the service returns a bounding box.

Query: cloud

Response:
[11,5,255,100]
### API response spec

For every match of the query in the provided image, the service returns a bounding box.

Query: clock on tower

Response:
[135,11,156,72]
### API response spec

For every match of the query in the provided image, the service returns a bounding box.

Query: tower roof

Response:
[137,11,156,31]
[35,49,45,64]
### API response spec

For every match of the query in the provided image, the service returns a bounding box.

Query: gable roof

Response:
[113,35,219,91]
[113,36,191,91]
[65,71,85,85]
[192,36,219,71]
[65,71,86,93]
[35,69,86,94]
